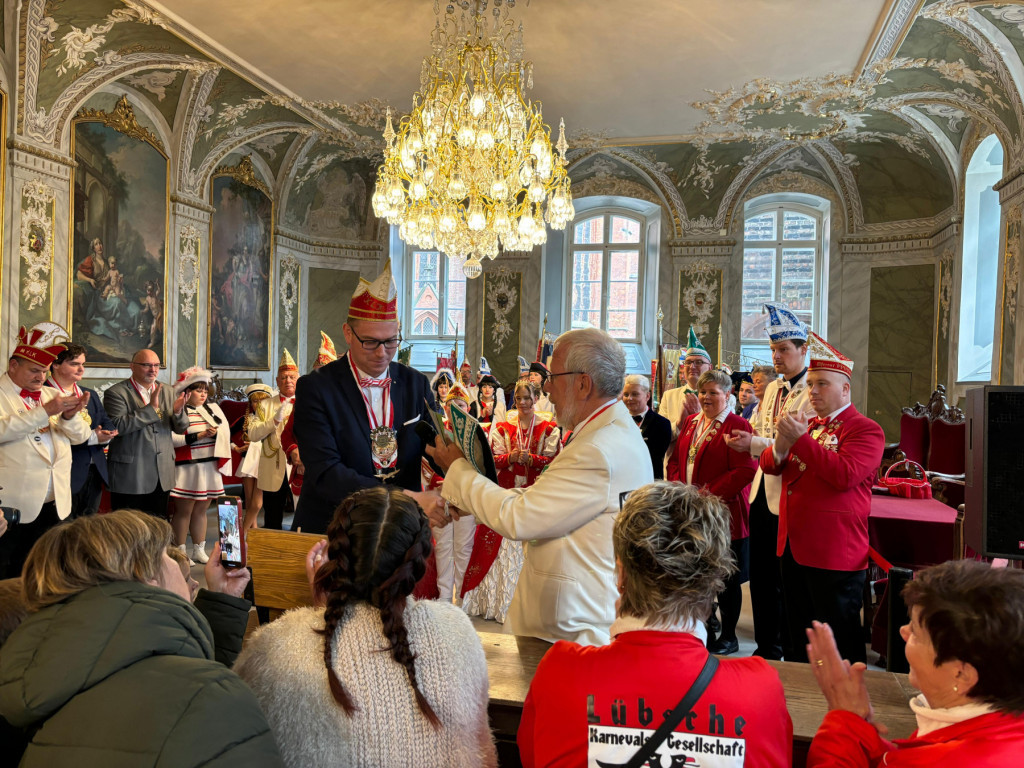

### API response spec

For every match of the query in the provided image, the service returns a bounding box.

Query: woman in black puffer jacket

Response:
[0,509,284,768]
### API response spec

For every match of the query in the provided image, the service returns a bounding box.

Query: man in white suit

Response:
[429,327,653,645]
[0,323,92,578]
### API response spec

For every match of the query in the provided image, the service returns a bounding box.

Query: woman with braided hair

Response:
[234,487,496,767]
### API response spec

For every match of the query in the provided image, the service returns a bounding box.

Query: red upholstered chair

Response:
[218,398,250,486]
[927,418,966,475]
[897,412,930,466]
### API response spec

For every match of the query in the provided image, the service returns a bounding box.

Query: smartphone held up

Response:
[217,496,245,568]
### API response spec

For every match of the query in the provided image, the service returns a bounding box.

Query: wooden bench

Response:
[245,528,325,619]
[480,631,919,768]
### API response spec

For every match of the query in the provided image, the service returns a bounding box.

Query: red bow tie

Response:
[808,416,829,430]
[20,389,41,402]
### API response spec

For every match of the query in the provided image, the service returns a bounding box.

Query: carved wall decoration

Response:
[20,179,56,315]
[482,268,523,385]
[484,267,519,354]
[280,255,300,332]
[177,224,201,320]
[678,260,721,339]
[938,244,954,339]
[1005,205,1022,325]
[213,154,272,199]
[75,94,162,149]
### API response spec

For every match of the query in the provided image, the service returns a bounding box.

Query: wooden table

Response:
[481,630,919,767]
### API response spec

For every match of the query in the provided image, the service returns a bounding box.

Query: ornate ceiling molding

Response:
[213,154,272,199]
[859,0,925,79]
[809,140,866,233]
[567,148,688,238]
[714,142,793,232]
[189,122,315,198]
[177,67,222,195]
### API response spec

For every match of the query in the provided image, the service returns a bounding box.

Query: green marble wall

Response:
[305,268,360,369]
[867,264,935,440]
[176,309,198,371]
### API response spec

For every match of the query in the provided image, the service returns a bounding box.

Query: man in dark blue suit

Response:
[292,261,444,534]
[621,374,672,479]
[47,344,117,517]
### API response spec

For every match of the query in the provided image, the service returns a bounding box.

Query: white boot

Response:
[178,543,195,567]
[191,541,209,564]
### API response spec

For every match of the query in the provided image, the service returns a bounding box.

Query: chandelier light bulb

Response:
[463,256,483,279]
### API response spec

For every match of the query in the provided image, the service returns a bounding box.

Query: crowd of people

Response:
[0,261,1022,766]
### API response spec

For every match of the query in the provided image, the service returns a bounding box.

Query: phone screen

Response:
[217,497,243,567]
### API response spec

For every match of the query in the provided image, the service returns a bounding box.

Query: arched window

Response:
[741,195,828,363]
[958,134,1003,382]
[568,211,643,340]
[406,248,466,338]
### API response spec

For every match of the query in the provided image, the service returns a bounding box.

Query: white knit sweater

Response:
[234,599,496,768]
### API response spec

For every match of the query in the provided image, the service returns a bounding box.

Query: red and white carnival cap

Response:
[174,366,212,395]
[13,322,69,367]
[807,332,854,378]
[348,260,398,322]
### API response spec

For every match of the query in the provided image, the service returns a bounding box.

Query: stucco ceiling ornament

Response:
[279,255,300,332]
[939,244,954,339]
[984,5,1024,33]
[20,179,56,312]
[485,267,519,354]
[123,71,180,101]
[917,103,967,133]
[53,1,169,77]
[177,224,201,321]
[680,260,718,337]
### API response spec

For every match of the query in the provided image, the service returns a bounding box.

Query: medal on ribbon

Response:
[350,357,398,479]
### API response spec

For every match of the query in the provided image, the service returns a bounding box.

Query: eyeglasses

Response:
[349,328,403,351]
[683,361,709,368]
[546,370,585,380]
[132,362,160,369]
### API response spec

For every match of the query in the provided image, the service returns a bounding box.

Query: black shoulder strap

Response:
[623,654,719,768]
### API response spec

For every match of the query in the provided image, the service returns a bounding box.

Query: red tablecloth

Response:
[870,495,959,569]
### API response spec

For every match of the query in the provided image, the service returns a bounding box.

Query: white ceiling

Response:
[153,0,889,141]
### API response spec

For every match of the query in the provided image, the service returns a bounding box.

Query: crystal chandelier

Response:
[372,0,574,279]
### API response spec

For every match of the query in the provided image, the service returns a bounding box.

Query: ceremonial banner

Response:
[482,267,522,386]
[677,263,723,360]
[660,343,682,393]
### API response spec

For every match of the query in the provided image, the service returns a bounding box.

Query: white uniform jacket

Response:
[748,372,813,514]
[0,373,91,523]
[441,400,653,646]
[247,395,293,493]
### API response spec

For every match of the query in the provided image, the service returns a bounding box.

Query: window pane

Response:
[744,212,776,241]
[742,248,775,339]
[781,248,815,326]
[573,216,604,244]
[411,251,440,336]
[609,216,641,244]
[783,211,816,240]
[571,250,603,329]
[607,250,639,338]
[445,255,466,335]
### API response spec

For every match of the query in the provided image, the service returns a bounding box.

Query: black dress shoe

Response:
[708,637,739,655]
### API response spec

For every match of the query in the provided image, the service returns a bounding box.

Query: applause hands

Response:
[773,411,810,459]
[806,620,886,734]
[45,390,90,420]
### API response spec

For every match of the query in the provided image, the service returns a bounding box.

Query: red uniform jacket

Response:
[809,708,1024,767]
[667,411,756,540]
[759,404,884,571]
[518,630,792,767]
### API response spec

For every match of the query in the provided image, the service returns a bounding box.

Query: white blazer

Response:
[441,399,653,646]
[247,395,293,492]
[0,373,92,523]
[748,374,813,514]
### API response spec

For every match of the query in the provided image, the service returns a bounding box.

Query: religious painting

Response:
[71,105,169,366]
[207,165,273,370]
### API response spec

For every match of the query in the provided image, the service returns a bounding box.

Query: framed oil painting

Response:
[207,161,273,370]
[71,100,169,366]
